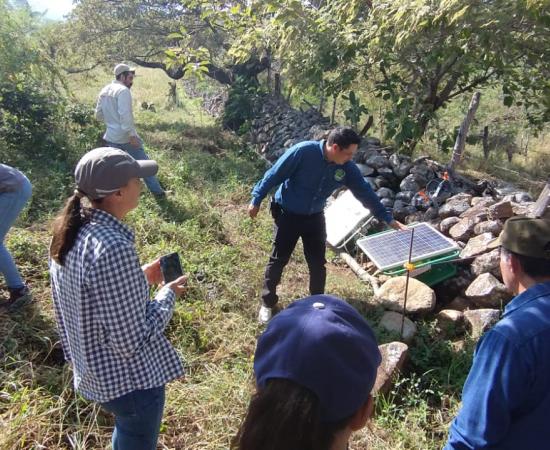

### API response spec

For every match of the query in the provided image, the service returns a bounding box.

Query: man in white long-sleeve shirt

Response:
[95,63,165,196]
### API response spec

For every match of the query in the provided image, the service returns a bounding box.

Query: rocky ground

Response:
[249,94,549,395]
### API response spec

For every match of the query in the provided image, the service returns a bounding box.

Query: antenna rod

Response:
[401,227,415,339]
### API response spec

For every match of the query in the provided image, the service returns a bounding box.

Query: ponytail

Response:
[232,379,350,450]
[50,192,89,265]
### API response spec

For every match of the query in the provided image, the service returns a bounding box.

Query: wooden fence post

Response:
[533,179,550,218]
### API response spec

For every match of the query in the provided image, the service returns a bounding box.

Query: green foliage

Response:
[243,0,550,153]
[0,1,102,219]
[342,90,368,131]
[221,77,265,132]
[0,75,66,150]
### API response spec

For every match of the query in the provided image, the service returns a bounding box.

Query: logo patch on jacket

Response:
[334,169,345,182]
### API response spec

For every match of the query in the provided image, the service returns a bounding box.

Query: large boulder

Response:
[488,200,514,220]
[440,217,461,235]
[464,309,500,338]
[376,277,436,315]
[394,161,414,179]
[373,342,409,396]
[471,248,501,277]
[410,164,434,182]
[511,201,535,216]
[460,232,495,259]
[395,191,415,204]
[400,174,421,192]
[465,273,511,308]
[393,201,417,222]
[366,154,391,170]
[439,193,473,219]
[377,187,395,199]
[375,176,392,189]
[474,220,503,236]
[424,206,439,221]
[471,196,496,208]
[380,312,417,343]
[449,217,476,241]
[356,163,375,177]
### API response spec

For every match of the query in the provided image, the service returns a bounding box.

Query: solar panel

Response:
[356,222,459,271]
[325,190,372,247]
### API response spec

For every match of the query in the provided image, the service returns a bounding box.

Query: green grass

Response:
[1,67,479,449]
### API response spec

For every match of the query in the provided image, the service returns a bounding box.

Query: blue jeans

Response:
[106,140,164,194]
[100,385,166,450]
[0,176,32,289]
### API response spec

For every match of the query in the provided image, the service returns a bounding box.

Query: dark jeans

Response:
[100,385,165,450]
[261,201,327,308]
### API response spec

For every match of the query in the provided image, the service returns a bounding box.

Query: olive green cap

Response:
[487,216,550,259]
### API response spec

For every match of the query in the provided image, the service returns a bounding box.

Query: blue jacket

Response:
[445,281,550,449]
[251,140,393,223]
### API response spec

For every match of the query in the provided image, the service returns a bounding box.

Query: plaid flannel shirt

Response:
[49,209,184,403]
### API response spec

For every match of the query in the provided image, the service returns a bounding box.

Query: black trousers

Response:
[261,201,327,308]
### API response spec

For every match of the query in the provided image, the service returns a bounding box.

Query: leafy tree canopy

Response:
[55,0,269,84]
[243,0,550,151]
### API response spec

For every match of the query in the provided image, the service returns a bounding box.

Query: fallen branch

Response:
[338,251,380,293]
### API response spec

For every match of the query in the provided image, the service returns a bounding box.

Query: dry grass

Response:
[1,67,478,450]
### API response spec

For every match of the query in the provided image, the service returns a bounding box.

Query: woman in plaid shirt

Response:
[49,147,187,450]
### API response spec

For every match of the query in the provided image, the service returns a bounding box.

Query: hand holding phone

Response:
[160,252,184,283]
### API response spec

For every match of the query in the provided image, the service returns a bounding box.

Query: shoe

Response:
[153,190,173,199]
[6,286,32,312]
[258,305,273,324]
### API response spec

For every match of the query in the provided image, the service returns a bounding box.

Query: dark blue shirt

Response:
[251,140,393,223]
[445,281,550,449]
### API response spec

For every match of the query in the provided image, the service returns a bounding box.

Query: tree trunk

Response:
[274,73,281,97]
[359,115,374,137]
[448,92,481,175]
[483,125,489,159]
[331,95,337,124]
[319,95,325,114]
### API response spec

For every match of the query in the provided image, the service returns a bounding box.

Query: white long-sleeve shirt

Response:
[95,80,138,144]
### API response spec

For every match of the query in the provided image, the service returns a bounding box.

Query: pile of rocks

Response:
[249,96,330,161]
[373,192,544,337]
[369,190,549,394]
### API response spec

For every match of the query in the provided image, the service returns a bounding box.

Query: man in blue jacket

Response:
[248,126,405,323]
[444,216,550,449]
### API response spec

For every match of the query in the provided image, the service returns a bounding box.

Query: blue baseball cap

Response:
[254,295,382,422]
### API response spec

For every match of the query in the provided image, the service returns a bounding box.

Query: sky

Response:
[27,0,75,20]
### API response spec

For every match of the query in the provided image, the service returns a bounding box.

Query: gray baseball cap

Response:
[114,63,135,77]
[75,147,158,200]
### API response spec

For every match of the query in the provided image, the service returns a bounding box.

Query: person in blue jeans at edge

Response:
[95,63,166,197]
[49,147,187,450]
[248,126,406,324]
[444,216,550,450]
[0,163,33,310]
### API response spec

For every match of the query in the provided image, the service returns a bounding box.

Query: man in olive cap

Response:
[95,63,166,197]
[445,216,550,449]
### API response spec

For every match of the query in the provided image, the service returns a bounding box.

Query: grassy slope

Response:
[1,68,476,449]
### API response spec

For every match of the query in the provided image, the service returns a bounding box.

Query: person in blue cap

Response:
[232,294,382,450]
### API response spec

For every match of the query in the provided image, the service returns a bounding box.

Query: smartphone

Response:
[160,252,184,283]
